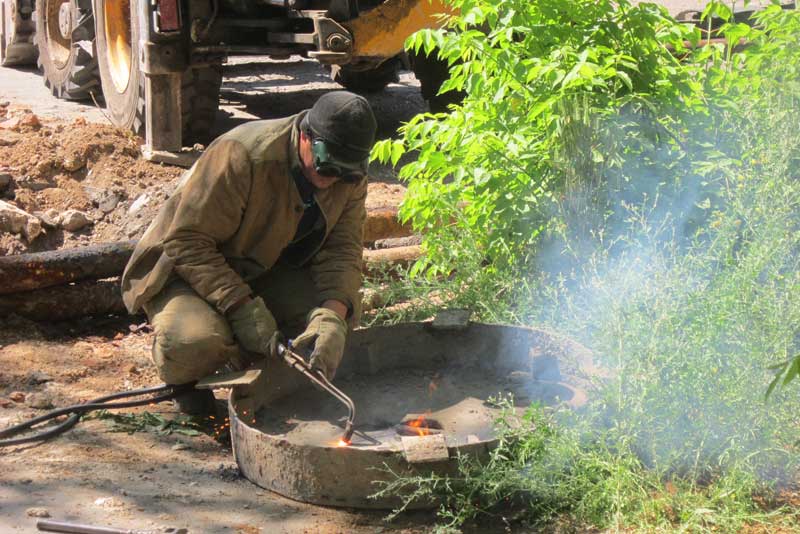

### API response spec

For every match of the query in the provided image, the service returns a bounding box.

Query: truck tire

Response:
[1,0,37,67]
[92,0,145,135]
[34,0,100,100]
[409,50,464,113]
[93,0,221,144]
[330,57,401,94]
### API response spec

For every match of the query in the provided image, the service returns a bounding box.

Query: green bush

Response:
[373,0,706,276]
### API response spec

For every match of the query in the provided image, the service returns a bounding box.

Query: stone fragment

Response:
[171,443,190,451]
[0,398,13,408]
[98,192,121,213]
[35,208,60,228]
[0,117,20,130]
[16,175,52,191]
[0,173,11,190]
[128,193,149,215]
[26,392,54,409]
[62,153,87,172]
[26,507,50,518]
[0,135,18,147]
[35,160,53,175]
[19,113,41,129]
[27,371,53,384]
[58,209,92,232]
[94,496,125,508]
[0,200,43,241]
[9,391,25,402]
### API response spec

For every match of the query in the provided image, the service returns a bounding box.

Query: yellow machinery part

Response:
[344,0,456,61]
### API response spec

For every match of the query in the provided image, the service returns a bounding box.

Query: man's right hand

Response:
[226,296,278,356]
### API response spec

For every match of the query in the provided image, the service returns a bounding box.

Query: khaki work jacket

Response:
[120,113,366,317]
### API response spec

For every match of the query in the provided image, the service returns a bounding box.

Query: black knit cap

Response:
[302,91,377,164]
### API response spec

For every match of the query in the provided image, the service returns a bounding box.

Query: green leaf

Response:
[617,70,633,91]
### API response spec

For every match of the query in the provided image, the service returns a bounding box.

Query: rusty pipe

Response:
[276,342,356,443]
[36,518,169,534]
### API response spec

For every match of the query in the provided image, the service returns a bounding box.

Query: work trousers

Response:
[143,263,321,385]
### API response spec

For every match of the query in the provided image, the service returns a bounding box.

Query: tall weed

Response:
[369,1,800,531]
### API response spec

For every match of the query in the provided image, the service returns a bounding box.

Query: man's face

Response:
[299,132,340,190]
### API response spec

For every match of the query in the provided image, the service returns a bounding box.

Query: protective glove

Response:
[226,296,278,356]
[291,307,348,380]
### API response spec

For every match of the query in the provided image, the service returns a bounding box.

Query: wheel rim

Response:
[45,0,71,69]
[103,0,132,93]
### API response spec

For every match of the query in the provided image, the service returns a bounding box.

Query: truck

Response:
[0,0,454,163]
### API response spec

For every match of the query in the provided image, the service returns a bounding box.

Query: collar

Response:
[290,111,315,207]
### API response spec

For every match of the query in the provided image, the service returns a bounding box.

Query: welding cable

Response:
[0,382,195,448]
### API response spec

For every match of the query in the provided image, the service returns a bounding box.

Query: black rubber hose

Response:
[0,383,196,448]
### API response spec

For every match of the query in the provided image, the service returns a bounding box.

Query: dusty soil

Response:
[0,108,407,255]
[0,315,438,533]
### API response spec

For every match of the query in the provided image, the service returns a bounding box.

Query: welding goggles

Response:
[311,136,367,184]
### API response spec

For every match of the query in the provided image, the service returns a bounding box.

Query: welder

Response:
[120,91,377,415]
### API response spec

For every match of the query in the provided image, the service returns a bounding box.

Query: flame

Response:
[337,439,350,447]
[407,414,432,437]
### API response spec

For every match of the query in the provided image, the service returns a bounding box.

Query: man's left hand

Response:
[292,307,347,380]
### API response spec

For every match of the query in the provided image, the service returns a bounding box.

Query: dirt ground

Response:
[0,57,430,533]
[0,315,443,534]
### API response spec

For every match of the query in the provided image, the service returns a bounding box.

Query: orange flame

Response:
[407,415,432,437]
[337,439,350,447]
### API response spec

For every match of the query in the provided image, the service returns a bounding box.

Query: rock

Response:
[26,507,50,518]
[0,200,43,241]
[0,117,20,130]
[9,391,25,403]
[171,443,190,451]
[98,192,121,213]
[35,160,53,175]
[19,113,41,129]
[27,371,52,385]
[26,392,54,410]
[0,136,19,147]
[0,398,13,408]
[94,496,125,509]
[0,173,11,190]
[128,193,150,215]
[62,153,87,172]
[35,208,61,228]
[58,209,92,232]
[16,175,53,191]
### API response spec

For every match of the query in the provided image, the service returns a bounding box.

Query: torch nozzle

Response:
[276,342,356,446]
